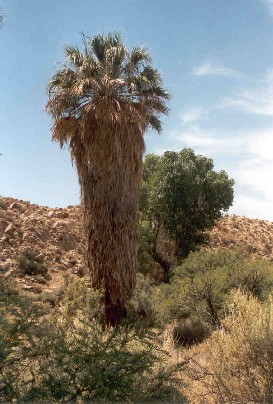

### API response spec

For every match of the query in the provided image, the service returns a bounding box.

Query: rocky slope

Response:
[0,197,86,293]
[0,197,272,293]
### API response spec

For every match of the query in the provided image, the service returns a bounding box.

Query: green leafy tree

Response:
[140,149,234,280]
[46,33,169,325]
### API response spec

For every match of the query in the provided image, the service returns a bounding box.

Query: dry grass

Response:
[182,291,273,403]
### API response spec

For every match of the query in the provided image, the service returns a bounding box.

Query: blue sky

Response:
[1,0,273,220]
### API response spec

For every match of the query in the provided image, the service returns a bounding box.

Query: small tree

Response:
[140,149,234,280]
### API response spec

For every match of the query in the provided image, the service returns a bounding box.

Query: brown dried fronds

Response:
[46,33,170,308]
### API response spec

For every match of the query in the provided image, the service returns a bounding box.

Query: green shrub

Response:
[151,250,273,344]
[61,275,103,321]
[128,273,156,324]
[17,250,48,277]
[140,150,234,261]
[0,277,186,403]
[0,278,49,401]
[172,319,210,346]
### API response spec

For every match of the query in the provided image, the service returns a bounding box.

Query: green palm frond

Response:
[46,32,170,145]
[148,115,163,133]
[130,46,152,66]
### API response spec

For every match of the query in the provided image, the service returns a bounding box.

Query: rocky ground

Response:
[210,214,273,259]
[0,197,86,294]
[0,197,272,294]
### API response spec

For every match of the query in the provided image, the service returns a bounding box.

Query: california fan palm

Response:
[46,33,169,325]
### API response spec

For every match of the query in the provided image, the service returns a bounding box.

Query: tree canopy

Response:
[140,149,234,279]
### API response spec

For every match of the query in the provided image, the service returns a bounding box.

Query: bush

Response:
[186,291,273,403]
[128,273,156,324]
[0,278,49,401]
[151,250,273,344]
[0,277,185,403]
[17,250,48,277]
[172,319,210,346]
[60,274,103,321]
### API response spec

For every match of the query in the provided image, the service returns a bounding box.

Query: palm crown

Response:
[46,33,170,149]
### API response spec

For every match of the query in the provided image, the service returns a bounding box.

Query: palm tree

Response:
[46,33,169,325]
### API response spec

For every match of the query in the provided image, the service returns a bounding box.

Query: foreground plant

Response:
[46,32,169,325]
[0,278,185,403]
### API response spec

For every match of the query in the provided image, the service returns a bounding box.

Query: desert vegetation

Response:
[1,24,273,403]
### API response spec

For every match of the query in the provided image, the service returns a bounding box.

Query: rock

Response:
[56,211,69,219]
[47,210,55,218]
[9,202,26,212]
[4,223,15,237]
[3,268,16,278]
[22,285,33,290]
[0,219,8,235]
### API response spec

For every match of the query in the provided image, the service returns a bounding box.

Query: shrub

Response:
[0,278,49,401]
[151,250,273,344]
[60,274,103,321]
[174,249,273,323]
[172,319,210,346]
[0,277,186,403]
[128,273,156,324]
[17,250,48,277]
[0,200,7,209]
[186,291,273,403]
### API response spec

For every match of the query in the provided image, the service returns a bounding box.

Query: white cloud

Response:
[234,130,273,208]
[221,68,273,116]
[170,127,245,155]
[193,61,243,78]
[180,107,206,124]
[166,126,273,221]
[230,194,273,221]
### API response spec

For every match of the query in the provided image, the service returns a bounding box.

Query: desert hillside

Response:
[0,197,272,293]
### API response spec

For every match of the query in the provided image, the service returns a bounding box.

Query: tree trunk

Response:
[150,248,171,283]
[104,287,127,326]
[77,125,144,326]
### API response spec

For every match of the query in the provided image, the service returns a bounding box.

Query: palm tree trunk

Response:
[104,286,127,326]
[77,124,144,325]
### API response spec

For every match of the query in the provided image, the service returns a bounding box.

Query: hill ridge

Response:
[0,197,272,293]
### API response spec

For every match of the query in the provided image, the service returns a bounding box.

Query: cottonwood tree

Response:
[140,149,234,281]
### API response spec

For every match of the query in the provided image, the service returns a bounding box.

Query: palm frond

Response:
[148,115,163,133]
[130,46,152,66]
[64,45,85,67]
